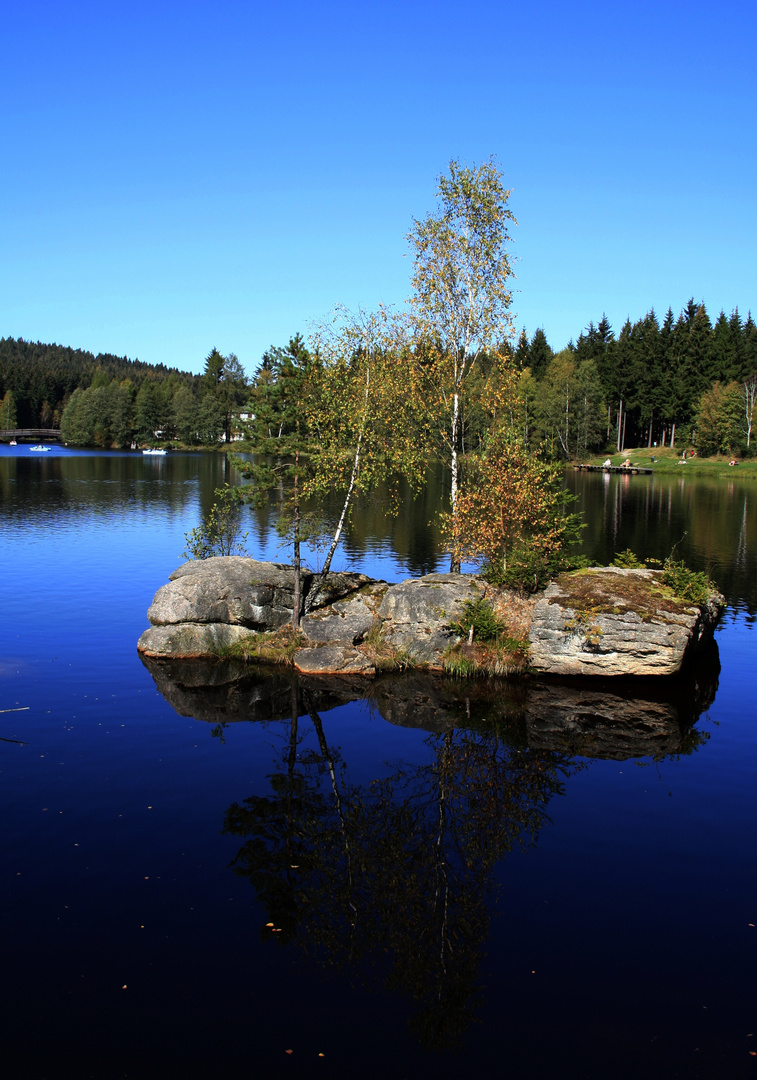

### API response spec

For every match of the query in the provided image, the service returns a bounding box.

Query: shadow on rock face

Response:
[140,636,719,762]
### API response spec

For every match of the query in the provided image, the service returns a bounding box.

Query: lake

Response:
[1,445,756,1080]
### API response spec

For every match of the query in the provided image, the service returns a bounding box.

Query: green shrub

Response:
[610,546,716,606]
[442,650,476,678]
[610,549,663,569]
[183,485,249,560]
[496,543,587,592]
[451,598,504,641]
[611,549,646,568]
[660,559,715,606]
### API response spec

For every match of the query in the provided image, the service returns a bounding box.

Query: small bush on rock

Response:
[661,559,716,606]
[183,485,249,560]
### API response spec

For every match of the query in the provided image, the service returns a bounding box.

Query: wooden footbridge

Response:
[0,429,62,442]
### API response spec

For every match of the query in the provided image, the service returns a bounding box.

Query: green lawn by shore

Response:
[578,446,757,477]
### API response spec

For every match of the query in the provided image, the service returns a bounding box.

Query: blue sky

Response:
[2,0,754,376]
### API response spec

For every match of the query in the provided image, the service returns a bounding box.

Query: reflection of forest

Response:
[222,691,575,1048]
[242,463,449,576]
[5,452,753,611]
[141,655,718,1047]
[0,451,230,521]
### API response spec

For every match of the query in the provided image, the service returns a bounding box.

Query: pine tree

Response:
[233,335,316,628]
[529,328,552,379]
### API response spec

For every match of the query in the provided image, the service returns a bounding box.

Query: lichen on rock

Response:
[528,568,724,676]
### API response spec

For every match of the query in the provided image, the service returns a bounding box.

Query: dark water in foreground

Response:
[1,446,756,1080]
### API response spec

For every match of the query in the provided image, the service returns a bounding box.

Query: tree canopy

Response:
[407,157,517,569]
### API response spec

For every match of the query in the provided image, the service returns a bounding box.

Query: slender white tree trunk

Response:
[292,446,301,630]
[305,363,370,610]
[319,429,363,578]
[449,390,461,573]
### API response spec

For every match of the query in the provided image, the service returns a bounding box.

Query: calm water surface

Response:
[1,445,756,1080]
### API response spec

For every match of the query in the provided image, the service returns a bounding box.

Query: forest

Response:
[2,298,755,462]
[508,301,757,456]
[2,151,756,476]
[0,339,247,447]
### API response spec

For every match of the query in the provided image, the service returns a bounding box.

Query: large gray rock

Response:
[294,645,376,676]
[301,598,375,645]
[148,557,300,629]
[528,568,724,676]
[137,622,256,658]
[139,557,374,658]
[377,573,483,668]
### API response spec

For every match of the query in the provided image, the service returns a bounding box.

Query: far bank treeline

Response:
[2,308,756,461]
[0,339,248,447]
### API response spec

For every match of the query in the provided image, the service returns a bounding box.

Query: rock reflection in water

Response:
[139,650,719,1048]
[140,635,719,761]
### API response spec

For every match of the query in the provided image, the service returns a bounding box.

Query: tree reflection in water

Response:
[222,690,576,1049]
[139,652,718,1050]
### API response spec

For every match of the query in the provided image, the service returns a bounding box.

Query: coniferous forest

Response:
[508,300,757,456]
[2,297,756,457]
[0,338,247,447]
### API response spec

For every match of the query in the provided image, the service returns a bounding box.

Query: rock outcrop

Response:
[137,557,374,662]
[138,559,724,679]
[138,561,484,674]
[137,621,257,659]
[375,573,483,665]
[528,568,724,676]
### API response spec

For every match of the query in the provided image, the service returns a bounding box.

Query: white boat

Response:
[9,439,16,445]
[30,445,51,452]
[142,448,167,456]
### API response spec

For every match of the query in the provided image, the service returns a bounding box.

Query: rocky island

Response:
[137,557,724,678]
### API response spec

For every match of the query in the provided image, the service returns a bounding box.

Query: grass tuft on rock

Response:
[361,619,414,672]
[220,624,304,665]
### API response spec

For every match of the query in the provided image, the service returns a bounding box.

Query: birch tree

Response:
[234,316,431,621]
[304,306,432,607]
[407,158,517,571]
[744,373,757,448]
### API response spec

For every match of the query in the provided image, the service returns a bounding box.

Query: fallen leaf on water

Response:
[121,985,127,990]
[285,1049,293,1055]
[266,922,274,927]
